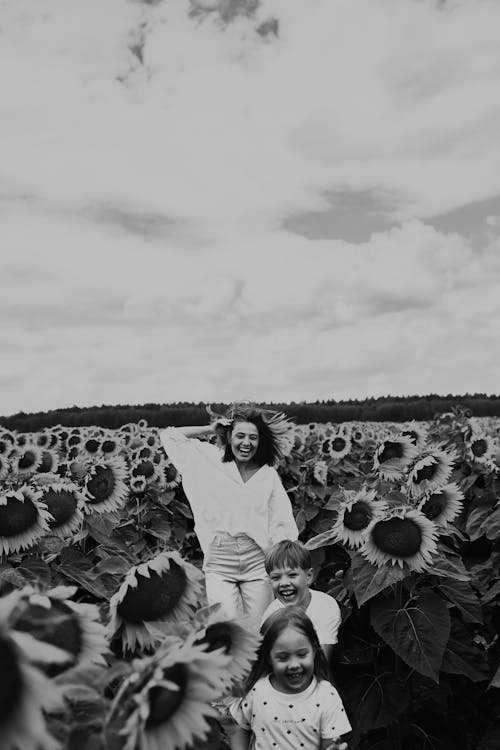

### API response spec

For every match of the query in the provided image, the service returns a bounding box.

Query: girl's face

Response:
[269,626,315,694]
[229,420,259,463]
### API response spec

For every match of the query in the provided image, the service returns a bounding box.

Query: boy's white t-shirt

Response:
[260,589,341,644]
[229,676,351,749]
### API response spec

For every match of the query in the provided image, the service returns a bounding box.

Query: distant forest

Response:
[1,394,500,432]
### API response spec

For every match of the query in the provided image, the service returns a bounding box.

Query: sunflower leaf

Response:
[342,673,409,742]
[436,578,483,623]
[351,554,410,607]
[370,590,450,682]
[466,506,494,541]
[440,618,489,682]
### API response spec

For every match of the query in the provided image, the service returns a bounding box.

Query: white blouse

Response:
[160,427,298,555]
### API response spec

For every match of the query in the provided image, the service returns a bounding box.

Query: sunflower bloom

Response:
[12,585,108,676]
[12,444,43,475]
[122,641,229,750]
[164,462,181,489]
[361,507,438,572]
[399,421,428,451]
[373,435,419,480]
[313,460,328,486]
[407,447,457,499]
[109,551,205,652]
[0,486,53,555]
[83,456,128,514]
[192,614,260,684]
[465,432,497,469]
[38,482,85,539]
[331,489,386,549]
[0,454,10,480]
[418,483,464,527]
[130,476,148,495]
[36,448,59,475]
[329,432,352,460]
[0,590,67,750]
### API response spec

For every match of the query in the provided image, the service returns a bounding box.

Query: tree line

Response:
[2,394,500,432]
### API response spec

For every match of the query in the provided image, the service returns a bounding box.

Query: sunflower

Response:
[164,462,181,489]
[38,482,85,539]
[329,431,352,460]
[399,421,428,451]
[313,460,328,486]
[83,456,129,514]
[0,590,66,750]
[36,448,59,475]
[101,437,119,456]
[131,459,156,482]
[361,507,438,572]
[192,614,260,684]
[418,483,464,527]
[0,486,53,555]
[0,431,16,454]
[12,444,43,475]
[465,432,497,469]
[331,489,386,549]
[109,551,205,652]
[121,641,229,750]
[12,585,108,676]
[0,453,10,480]
[82,435,102,456]
[130,476,148,495]
[407,447,457,499]
[373,435,418,480]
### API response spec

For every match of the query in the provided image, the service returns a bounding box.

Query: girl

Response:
[229,608,351,750]
[160,403,298,629]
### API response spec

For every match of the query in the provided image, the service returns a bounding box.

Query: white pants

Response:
[204,532,273,631]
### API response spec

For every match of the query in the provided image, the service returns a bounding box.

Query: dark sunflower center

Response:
[420,493,446,520]
[43,489,78,527]
[195,622,233,654]
[343,502,372,531]
[87,467,115,503]
[321,440,331,455]
[102,440,116,454]
[139,447,152,459]
[371,517,422,558]
[0,635,24,723]
[18,450,37,470]
[38,450,55,473]
[332,437,347,452]
[14,601,82,676]
[0,496,38,537]
[85,439,100,454]
[67,435,81,447]
[471,439,487,457]
[378,441,404,463]
[165,465,178,482]
[146,664,188,728]
[413,461,438,484]
[401,430,418,445]
[117,561,188,623]
[132,461,155,479]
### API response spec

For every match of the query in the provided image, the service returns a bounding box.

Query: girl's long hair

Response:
[207,403,294,467]
[242,607,329,696]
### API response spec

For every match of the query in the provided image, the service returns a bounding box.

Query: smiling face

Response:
[229,420,260,464]
[269,625,315,693]
[269,565,313,609]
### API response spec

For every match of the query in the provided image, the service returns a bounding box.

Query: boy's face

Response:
[269,565,314,609]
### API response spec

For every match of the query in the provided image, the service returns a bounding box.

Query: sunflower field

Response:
[0,406,499,750]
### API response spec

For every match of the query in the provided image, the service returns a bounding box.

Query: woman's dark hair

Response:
[242,607,329,696]
[221,406,280,467]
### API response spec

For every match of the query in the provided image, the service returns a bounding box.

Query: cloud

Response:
[1,1,500,414]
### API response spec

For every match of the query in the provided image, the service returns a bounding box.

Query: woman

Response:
[160,404,298,628]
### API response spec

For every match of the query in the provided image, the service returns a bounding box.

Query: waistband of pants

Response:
[211,531,254,546]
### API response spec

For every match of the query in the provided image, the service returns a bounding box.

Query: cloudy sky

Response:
[1,0,500,417]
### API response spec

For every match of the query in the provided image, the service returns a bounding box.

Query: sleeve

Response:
[159,427,222,477]
[268,469,298,546]
[228,694,253,730]
[314,594,342,645]
[320,684,352,741]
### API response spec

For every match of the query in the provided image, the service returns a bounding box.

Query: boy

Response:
[261,539,341,663]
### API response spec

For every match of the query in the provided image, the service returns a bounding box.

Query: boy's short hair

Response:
[265,539,312,574]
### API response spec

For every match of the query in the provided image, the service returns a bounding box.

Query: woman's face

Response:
[229,420,260,463]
